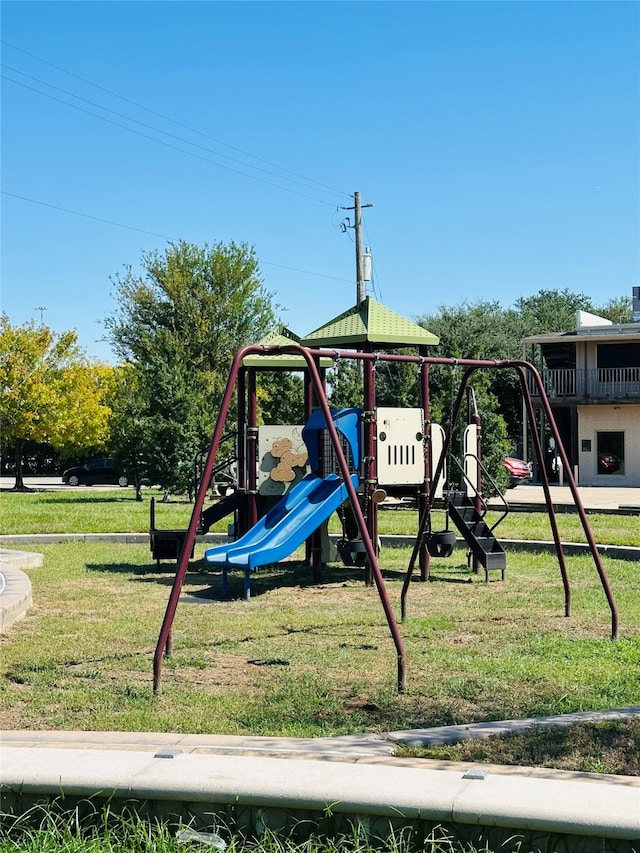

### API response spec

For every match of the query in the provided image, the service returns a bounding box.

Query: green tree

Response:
[417,300,522,453]
[515,288,594,335]
[107,365,151,500]
[105,240,276,496]
[257,371,305,425]
[595,295,633,324]
[0,315,113,490]
[327,357,362,408]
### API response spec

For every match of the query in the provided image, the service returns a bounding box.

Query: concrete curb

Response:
[2,745,639,846]
[1,533,638,562]
[378,535,640,561]
[0,550,41,632]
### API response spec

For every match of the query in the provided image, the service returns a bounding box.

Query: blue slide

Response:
[205,472,358,598]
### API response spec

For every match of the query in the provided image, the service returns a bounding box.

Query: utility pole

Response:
[354,192,365,305]
[342,192,373,306]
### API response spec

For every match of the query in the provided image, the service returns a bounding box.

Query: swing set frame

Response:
[153,344,618,696]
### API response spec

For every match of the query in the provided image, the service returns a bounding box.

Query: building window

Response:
[596,431,625,475]
[597,343,640,369]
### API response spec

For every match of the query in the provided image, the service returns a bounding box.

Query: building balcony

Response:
[528,367,640,401]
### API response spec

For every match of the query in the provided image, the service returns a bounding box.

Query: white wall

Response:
[577,405,640,486]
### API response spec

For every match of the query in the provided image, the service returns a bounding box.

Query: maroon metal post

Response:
[281,345,406,690]
[516,365,571,616]
[236,368,247,537]
[363,345,378,586]
[304,365,314,567]
[518,362,619,639]
[153,346,252,694]
[419,356,431,582]
[247,368,258,533]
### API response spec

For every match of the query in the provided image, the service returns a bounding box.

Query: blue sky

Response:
[2,1,639,363]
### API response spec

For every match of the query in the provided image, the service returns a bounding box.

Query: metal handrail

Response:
[448,453,510,533]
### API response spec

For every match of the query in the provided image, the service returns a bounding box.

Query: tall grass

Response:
[0,802,515,853]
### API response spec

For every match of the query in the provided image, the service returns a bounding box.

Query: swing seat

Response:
[337,538,367,567]
[424,529,457,558]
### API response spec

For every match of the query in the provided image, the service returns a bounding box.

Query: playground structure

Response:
[153,299,619,695]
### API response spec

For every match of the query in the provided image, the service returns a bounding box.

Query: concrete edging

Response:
[2,745,639,848]
[0,550,41,632]
[1,533,638,562]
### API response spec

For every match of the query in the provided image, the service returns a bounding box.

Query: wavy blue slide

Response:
[205,472,358,598]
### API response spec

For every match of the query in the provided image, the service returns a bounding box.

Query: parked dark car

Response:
[62,457,128,487]
[503,456,532,487]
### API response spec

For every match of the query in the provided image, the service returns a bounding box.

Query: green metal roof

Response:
[301,297,439,348]
[242,324,332,368]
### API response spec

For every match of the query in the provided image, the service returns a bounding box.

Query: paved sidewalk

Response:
[503,484,640,512]
[4,706,640,766]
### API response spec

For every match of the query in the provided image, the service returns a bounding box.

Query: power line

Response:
[3,73,341,207]
[260,259,352,284]
[3,64,349,202]
[2,39,351,202]
[2,190,353,284]
[1,190,172,239]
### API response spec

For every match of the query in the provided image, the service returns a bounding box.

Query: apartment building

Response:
[523,289,640,487]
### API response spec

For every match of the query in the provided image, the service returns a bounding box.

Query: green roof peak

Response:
[302,297,439,348]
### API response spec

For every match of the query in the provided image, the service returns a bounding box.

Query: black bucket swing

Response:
[336,497,367,567]
[423,518,456,558]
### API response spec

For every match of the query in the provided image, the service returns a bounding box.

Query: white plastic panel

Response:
[464,423,478,496]
[430,423,446,499]
[376,408,425,486]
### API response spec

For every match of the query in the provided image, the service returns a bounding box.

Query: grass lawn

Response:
[1,539,638,745]
[1,490,639,769]
[2,489,639,546]
[2,491,639,850]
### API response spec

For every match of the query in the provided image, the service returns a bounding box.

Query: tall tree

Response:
[105,240,276,496]
[515,288,594,335]
[417,300,523,450]
[256,371,305,425]
[0,315,112,490]
[327,358,362,408]
[595,295,633,324]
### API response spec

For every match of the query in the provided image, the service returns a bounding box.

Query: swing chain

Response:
[446,360,460,491]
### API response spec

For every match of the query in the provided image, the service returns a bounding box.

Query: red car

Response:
[504,456,532,487]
